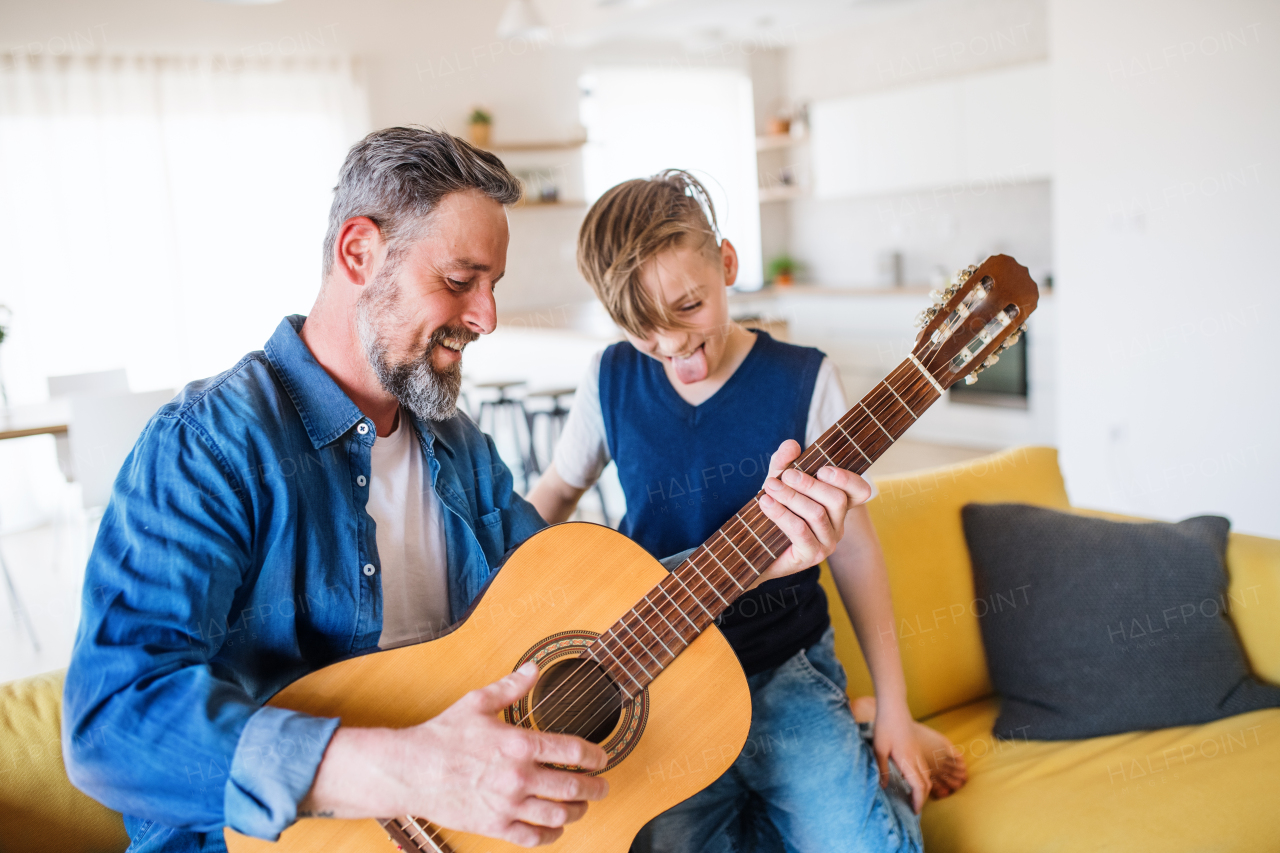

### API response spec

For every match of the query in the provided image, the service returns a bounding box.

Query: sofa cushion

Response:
[842,447,1073,719]
[961,504,1280,739]
[919,697,1280,853]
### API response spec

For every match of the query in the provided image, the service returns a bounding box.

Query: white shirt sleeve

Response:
[805,357,879,500]
[551,350,612,490]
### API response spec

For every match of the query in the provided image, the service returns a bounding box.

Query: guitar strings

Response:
[521,360,932,741]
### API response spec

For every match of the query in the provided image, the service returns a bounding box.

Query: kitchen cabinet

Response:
[810,62,1050,198]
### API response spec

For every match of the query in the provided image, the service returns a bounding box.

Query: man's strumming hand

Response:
[299,662,609,847]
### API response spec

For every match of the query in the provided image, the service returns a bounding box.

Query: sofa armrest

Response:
[0,670,128,853]
[1224,532,1280,683]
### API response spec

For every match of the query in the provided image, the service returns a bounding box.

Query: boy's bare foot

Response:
[851,696,969,798]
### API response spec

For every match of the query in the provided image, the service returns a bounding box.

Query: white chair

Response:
[47,369,129,482]
[68,389,175,510]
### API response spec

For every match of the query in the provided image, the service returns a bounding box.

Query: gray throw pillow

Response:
[960,504,1280,740]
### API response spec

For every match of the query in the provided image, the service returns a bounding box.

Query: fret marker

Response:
[907,353,945,394]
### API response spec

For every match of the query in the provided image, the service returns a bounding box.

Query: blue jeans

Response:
[633,627,923,853]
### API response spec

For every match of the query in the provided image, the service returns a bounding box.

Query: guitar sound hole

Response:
[530,657,623,744]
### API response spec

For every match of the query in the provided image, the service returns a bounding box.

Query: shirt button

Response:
[362,563,376,576]
[356,423,370,435]
[356,475,367,486]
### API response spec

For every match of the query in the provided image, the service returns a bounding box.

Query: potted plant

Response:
[766,254,798,287]
[468,107,493,147]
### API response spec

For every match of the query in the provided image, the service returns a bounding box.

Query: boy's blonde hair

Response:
[577,169,721,338]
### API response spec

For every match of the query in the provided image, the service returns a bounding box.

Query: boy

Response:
[529,171,966,852]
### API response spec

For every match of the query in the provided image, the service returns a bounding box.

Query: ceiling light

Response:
[497,0,550,40]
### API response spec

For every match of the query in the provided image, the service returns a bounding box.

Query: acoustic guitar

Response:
[225,254,1039,853]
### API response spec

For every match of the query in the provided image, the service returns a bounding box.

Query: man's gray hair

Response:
[322,126,523,277]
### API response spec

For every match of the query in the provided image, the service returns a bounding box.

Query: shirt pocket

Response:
[473,508,505,566]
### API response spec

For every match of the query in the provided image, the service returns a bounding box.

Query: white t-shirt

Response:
[368,409,451,649]
[552,348,877,500]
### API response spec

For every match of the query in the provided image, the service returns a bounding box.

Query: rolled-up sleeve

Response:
[225,706,340,839]
[62,411,337,840]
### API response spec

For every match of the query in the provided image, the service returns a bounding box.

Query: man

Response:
[63,127,871,853]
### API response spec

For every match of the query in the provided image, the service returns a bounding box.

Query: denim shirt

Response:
[62,315,547,852]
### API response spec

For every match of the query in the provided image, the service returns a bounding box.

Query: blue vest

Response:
[599,331,830,676]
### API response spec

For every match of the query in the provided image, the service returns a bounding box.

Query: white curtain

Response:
[0,53,370,530]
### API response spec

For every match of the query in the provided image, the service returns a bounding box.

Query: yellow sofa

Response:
[819,446,1280,852]
[3,446,1278,852]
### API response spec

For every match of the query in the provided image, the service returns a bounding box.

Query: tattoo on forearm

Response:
[297,809,335,818]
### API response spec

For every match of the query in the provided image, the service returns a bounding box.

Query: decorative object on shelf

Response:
[468,107,492,147]
[513,168,561,205]
[791,102,810,138]
[765,254,798,287]
[766,114,791,136]
[877,250,904,288]
[0,303,10,408]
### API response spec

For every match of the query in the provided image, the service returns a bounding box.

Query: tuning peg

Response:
[983,354,1000,368]
[929,289,945,304]
[964,374,979,385]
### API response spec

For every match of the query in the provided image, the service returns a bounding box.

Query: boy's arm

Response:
[528,463,588,524]
[826,506,931,813]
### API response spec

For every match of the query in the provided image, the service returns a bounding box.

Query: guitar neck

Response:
[587,354,945,696]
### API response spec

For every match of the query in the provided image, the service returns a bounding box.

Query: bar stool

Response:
[474,380,537,492]
[524,387,611,527]
[0,520,38,651]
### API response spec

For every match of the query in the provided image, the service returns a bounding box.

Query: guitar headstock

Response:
[912,254,1039,390]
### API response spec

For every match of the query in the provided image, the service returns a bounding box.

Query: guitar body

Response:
[225,522,753,853]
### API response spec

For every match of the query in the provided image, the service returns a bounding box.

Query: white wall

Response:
[1052,0,1279,535]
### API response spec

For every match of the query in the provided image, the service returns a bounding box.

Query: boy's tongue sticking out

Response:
[672,344,708,384]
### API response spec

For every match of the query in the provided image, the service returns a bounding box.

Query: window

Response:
[579,67,763,287]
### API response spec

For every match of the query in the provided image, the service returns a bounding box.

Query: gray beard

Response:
[356,270,470,422]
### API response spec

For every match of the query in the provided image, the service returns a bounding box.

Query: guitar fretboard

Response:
[586,356,942,697]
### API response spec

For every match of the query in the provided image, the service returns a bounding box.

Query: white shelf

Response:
[487,139,587,153]
[756,133,808,151]
[758,185,807,203]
